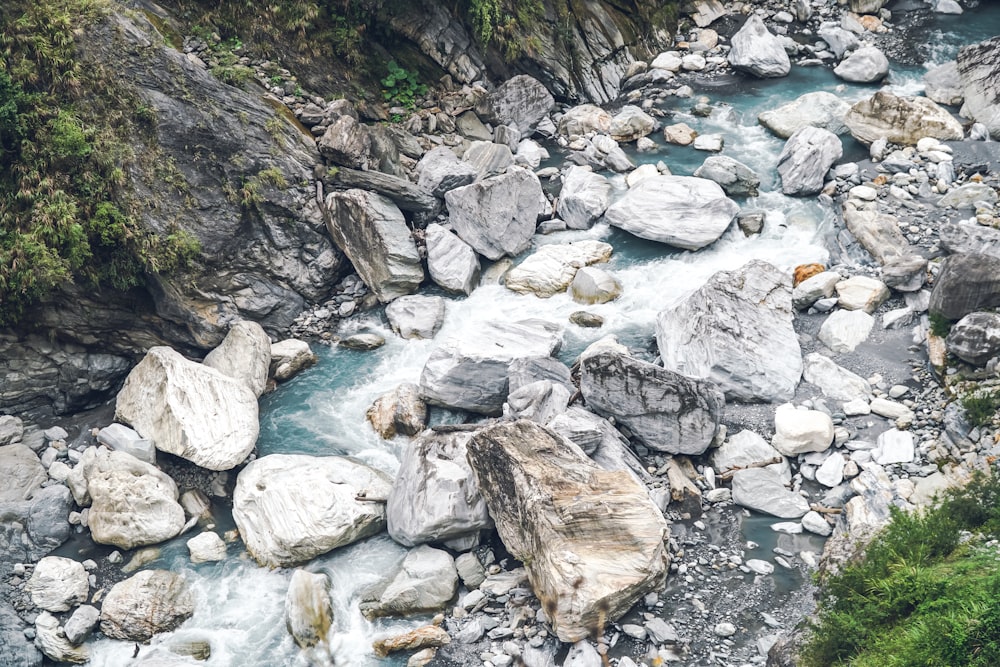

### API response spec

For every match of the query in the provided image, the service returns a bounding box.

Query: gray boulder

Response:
[557,166,611,230]
[882,255,928,292]
[947,312,1000,366]
[63,605,100,646]
[0,444,45,503]
[843,208,910,264]
[425,223,480,295]
[461,141,515,179]
[34,612,87,664]
[558,104,612,136]
[202,320,271,398]
[331,167,439,216]
[833,46,889,83]
[317,115,371,169]
[479,74,554,139]
[0,485,72,565]
[285,569,332,649]
[758,91,850,139]
[929,253,1000,321]
[844,92,964,145]
[711,430,790,482]
[100,570,194,642]
[938,183,998,210]
[387,431,490,547]
[777,127,843,196]
[467,420,669,642]
[924,61,964,107]
[361,545,458,618]
[270,338,317,382]
[957,37,1000,139]
[366,383,427,439]
[504,380,572,425]
[96,423,155,465]
[731,468,810,518]
[727,15,791,78]
[802,353,871,402]
[609,105,656,142]
[580,349,723,455]
[693,155,760,197]
[445,167,545,260]
[818,22,859,59]
[656,261,801,402]
[604,175,739,250]
[386,295,446,340]
[324,189,424,303]
[940,221,1000,258]
[0,415,23,447]
[415,147,477,197]
[570,266,622,305]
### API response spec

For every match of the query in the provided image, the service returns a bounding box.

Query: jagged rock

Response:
[26,556,88,613]
[777,127,843,196]
[115,346,258,471]
[818,309,874,353]
[580,348,723,455]
[373,625,450,657]
[731,468,809,518]
[728,15,790,78]
[232,454,392,567]
[324,189,424,303]
[604,175,739,250]
[836,276,890,314]
[802,353,871,402]
[843,208,910,264]
[844,92,964,145]
[100,570,194,642]
[66,447,184,549]
[504,380,572,425]
[0,415,24,446]
[793,271,841,310]
[874,429,914,465]
[461,141,514,179]
[656,261,801,402]
[570,266,622,304]
[332,167,439,215]
[924,61,964,106]
[947,312,1000,366]
[771,403,834,456]
[505,241,613,298]
[270,339,317,381]
[938,183,998,209]
[929,253,1000,321]
[957,36,1000,139]
[882,255,928,292]
[939,221,1000,258]
[361,545,458,618]
[690,0,727,27]
[818,22,859,59]
[711,430,790,482]
[202,320,270,398]
[0,485,72,565]
[418,319,562,415]
[285,569,332,649]
[387,431,490,547]
[693,155,760,197]
[516,139,549,168]
[386,295,446,340]
[445,167,545,260]
[0,444,45,503]
[455,111,492,142]
[415,147,477,198]
[63,605,100,646]
[833,46,889,83]
[35,612,87,664]
[467,420,669,642]
[479,75,554,138]
[610,106,655,142]
[425,223,481,296]
[318,115,371,169]
[366,383,427,439]
[802,510,833,536]
[557,166,611,230]
[96,423,155,465]
[186,532,226,563]
[558,105,612,136]
[757,91,850,139]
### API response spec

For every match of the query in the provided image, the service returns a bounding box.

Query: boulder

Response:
[656,261,801,402]
[361,545,458,618]
[34,612,87,664]
[802,353,871,402]
[777,127,843,196]
[818,22,859,59]
[505,241,613,298]
[730,468,809,518]
[939,221,1000,259]
[843,92,964,145]
[957,37,1000,140]
[727,15,791,78]
[610,106,656,142]
[923,61,964,107]
[0,485,72,565]
[843,208,910,264]
[947,312,1000,366]
[757,91,850,139]
[570,266,622,304]
[202,321,271,397]
[418,319,562,415]
[480,75,554,138]
[100,570,194,641]
[938,183,998,210]
[929,253,1000,321]
[557,167,611,230]
[711,430,790,482]
[324,189,424,303]
[366,383,427,439]
[558,104,612,136]
[387,431,490,547]
[818,309,874,353]
[0,415,24,447]
[836,276,890,314]
[373,625,450,657]
[66,447,185,549]
[415,147,477,198]
[270,339,317,381]
[771,403,834,456]
[317,115,371,169]
[882,255,927,292]
[445,167,545,260]
[508,356,573,395]
[63,605,100,646]
[461,141,514,179]
[663,123,697,145]
[425,223,480,295]
[0,444,45,503]
[285,569,332,649]
[693,155,760,197]
[874,429,914,465]
[604,175,739,250]
[690,0,727,27]
[816,453,846,488]
[467,420,669,642]
[850,0,887,12]
[580,349,723,455]
[96,423,155,465]
[186,532,226,563]
[454,111,492,142]
[232,454,393,567]
[385,295,446,340]
[793,271,841,310]
[25,556,88,613]
[833,46,889,83]
[331,167,439,216]
[504,380,572,425]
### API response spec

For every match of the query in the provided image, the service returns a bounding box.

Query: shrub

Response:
[381,61,425,109]
[961,389,1000,428]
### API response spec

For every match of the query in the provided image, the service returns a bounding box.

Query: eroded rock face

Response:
[100,570,194,642]
[466,420,669,643]
[957,36,1000,139]
[232,454,392,567]
[478,75,554,138]
[844,92,964,145]
[115,346,259,472]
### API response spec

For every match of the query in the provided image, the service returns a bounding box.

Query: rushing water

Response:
[88,6,1000,665]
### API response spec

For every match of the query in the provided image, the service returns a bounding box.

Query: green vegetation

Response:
[930,311,954,338]
[380,61,425,109]
[803,472,1000,667]
[467,0,544,61]
[961,389,1000,428]
[0,0,200,326]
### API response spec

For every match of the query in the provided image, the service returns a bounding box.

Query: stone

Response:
[833,46,889,83]
[467,421,669,642]
[938,183,998,210]
[818,309,874,353]
[663,123,697,145]
[340,333,386,351]
[815,454,845,488]
[843,208,910,265]
[869,398,913,421]
[454,110,491,141]
[610,106,655,142]
[771,404,834,456]
[558,104,612,137]
[690,0,726,27]
[758,91,850,139]
[844,92,964,146]
[418,319,562,415]
[63,605,100,646]
[957,37,1000,140]
[66,447,185,550]
[656,261,801,402]
[580,348,723,455]
[874,429,914,465]
[35,612,87,664]
[232,454,392,567]
[186,531,226,563]
[202,320,271,398]
[731,468,810,518]
[508,357,573,394]
[882,255,928,292]
[387,431,490,547]
[836,276,890,314]
[0,485,72,566]
[285,569,332,649]
[0,443,45,502]
[803,353,871,402]
[331,167,440,216]
[746,559,774,575]
[461,141,514,179]
[604,175,739,250]
[456,552,486,589]
[947,312,1000,366]
[777,126,843,196]
[480,75,554,138]
[504,380,572,425]
[711,430,790,482]
[727,15,791,78]
[425,223,480,295]
[96,423,155,465]
[445,167,545,260]
[373,625,450,657]
[318,115,370,168]
[270,339,317,381]
[924,61,964,107]
[818,22,859,59]
[693,155,760,197]
[362,545,458,618]
[0,415,24,446]
[505,241,613,298]
[516,139,549,168]
[325,189,423,303]
[693,133,724,152]
[801,511,833,536]
[100,570,194,642]
[366,383,427,439]
[929,253,1000,321]
[386,295,446,340]
[26,556,88,612]
[557,166,611,230]
[793,271,841,310]
[570,266,622,305]
[415,146,477,197]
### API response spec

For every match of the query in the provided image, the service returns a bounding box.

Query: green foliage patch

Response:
[962,389,1000,428]
[381,61,425,109]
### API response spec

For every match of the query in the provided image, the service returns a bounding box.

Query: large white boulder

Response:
[711,430,790,482]
[505,241,613,298]
[818,309,874,353]
[100,570,194,642]
[26,556,89,613]
[802,353,871,402]
[758,91,850,139]
[285,569,333,649]
[731,468,809,518]
[777,127,843,196]
[361,545,459,618]
[844,92,964,146]
[0,443,46,502]
[202,320,271,397]
[425,223,480,295]
[727,15,791,78]
[836,276,890,314]
[833,46,889,83]
[771,403,834,456]
[385,295,446,340]
[557,166,611,230]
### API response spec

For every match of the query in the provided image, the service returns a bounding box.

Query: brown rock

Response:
[366,383,427,439]
[373,625,450,657]
[793,263,825,286]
